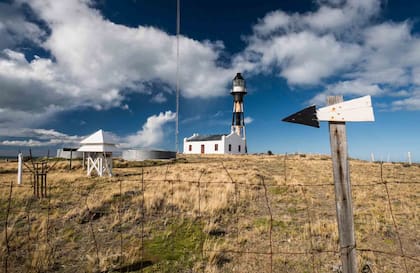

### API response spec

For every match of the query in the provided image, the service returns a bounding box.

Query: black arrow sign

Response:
[282,105,319,128]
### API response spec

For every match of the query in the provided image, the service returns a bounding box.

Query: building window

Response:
[238,145,241,152]
[228,144,232,152]
[201,144,205,154]
[215,144,218,151]
[189,145,192,151]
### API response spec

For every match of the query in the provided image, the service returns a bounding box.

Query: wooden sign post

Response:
[283,95,375,273]
[327,96,357,273]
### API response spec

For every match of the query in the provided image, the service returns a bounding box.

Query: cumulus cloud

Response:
[0,2,45,49]
[123,111,176,148]
[150,92,168,104]
[251,0,380,38]
[1,0,420,137]
[0,128,82,147]
[0,0,234,127]
[0,111,175,148]
[391,89,420,111]
[238,0,420,109]
[238,0,375,85]
[309,80,385,104]
[249,31,361,85]
[244,117,254,124]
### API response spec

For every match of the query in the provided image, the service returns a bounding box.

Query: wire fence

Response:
[0,155,419,273]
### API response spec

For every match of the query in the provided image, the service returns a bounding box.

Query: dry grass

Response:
[0,154,419,272]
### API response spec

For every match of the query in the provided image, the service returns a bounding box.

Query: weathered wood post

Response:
[34,163,39,198]
[39,162,44,198]
[283,95,375,273]
[327,96,357,273]
[42,161,47,197]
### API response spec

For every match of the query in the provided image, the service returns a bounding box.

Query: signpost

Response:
[283,95,375,273]
[283,95,374,127]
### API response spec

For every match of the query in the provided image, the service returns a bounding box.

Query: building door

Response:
[201,144,205,154]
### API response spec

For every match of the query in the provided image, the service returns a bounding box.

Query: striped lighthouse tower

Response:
[231,72,247,153]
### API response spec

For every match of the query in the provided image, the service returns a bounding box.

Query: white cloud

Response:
[252,32,361,85]
[24,0,233,98]
[238,0,420,109]
[391,89,420,111]
[251,0,380,38]
[123,111,176,148]
[252,10,291,36]
[0,110,175,148]
[392,97,420,111]
[304,6,347,31]
[244,117,254,124]
[1,139,45,147]
[310,80,385,105]
[0,2,45,49]
[0,128,82,147]
[181,115,201,125]
[413,67,420,85]
[0,0,234,127]
[150,92,167,104]
[1,0,420,132]
[240,1,377,85]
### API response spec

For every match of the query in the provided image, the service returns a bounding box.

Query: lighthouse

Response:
[231,73,247,152]
[183,72,248,155]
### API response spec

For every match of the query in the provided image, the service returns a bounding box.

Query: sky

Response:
[0,0,419,162]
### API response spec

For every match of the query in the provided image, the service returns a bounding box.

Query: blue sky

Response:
[0,0,419,162]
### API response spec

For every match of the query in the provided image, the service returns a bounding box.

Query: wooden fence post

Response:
[283,94,374,273]
[327,96,357,273]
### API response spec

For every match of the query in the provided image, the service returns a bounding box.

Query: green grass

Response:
[141,219,205,273]
[269,186,288,195]
[254,217,288,229]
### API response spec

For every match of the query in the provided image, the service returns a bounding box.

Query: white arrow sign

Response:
[317,95,374,122]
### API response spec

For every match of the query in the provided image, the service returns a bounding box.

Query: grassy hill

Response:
[0,154,419,272]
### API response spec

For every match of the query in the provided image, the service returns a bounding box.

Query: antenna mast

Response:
[175,0,180,153]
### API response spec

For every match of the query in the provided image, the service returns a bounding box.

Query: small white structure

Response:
[77,129,118,177]
[183,132,246,155]
[56,148,83,159]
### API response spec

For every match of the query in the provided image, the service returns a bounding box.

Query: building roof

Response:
[78,129,118,152]
[80,129,116,144]
[186,134,226,142]
[77,144,119,152]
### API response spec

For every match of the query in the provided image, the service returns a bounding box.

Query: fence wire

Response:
[0,156,419,273]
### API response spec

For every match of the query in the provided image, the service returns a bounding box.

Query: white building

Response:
[77,129,118,177]
[183,73,248,155]
[183,132,246,155]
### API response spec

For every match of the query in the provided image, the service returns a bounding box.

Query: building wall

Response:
[183,134,246,155]
[56,149,83,159]
[122,150,176,161]
[183,139,225,154]
[224,133,246,154]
